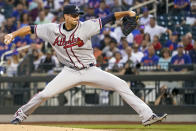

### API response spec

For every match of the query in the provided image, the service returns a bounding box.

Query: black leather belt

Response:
[67,63,95,70]
[89,63,94,67]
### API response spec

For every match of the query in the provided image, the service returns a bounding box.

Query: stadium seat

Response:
[182,25,191,34]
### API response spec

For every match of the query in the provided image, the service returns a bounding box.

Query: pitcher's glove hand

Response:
[122,16,139,36]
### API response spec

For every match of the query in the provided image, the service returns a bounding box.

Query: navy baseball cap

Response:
[63,5,84,15]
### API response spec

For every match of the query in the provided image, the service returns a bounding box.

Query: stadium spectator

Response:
[104,0,114,7]
[18,48,28,62]
[69,0,87,7]
[107,51,125,72]
[122,0,134,11]
[80,4,97,21]
[191,0,196,14]
[154,85,178,105]
[1,17,17,33]
[134,1,143,14]
[43,0,64,11]
[132,43,144,63]
[44,6,55,23]
[110,0,122,13]
[189,41,196,63]
[14,35,32,48]
[28,0,40,22]
[29,34,44,51]
[152,35,162,51]
[158,48,171,71]
[3,0,14,19]
[164,31,179,51]
[38,49,58,73]
[102,39,119,59]
[113,25,134,44]
[131,24,141,37]
[88,0,101,9]
[184,14,196,26]
[124,46,138,66]
[99,34,112,50]
[141,45,159,66]
[0,33,10,57]
[143,33,151,44]
[140,43,149,57]
[96,55,107,70]
[32,49,42,72]
[134,25,145,45]
[119,37,130,57]
[144,16,172,41]
[93,46,102,60]
[182,33,193,51]
[94,0,110,18]
[140,7,153,26]
[173,0,190,15]
[171,44,192,72]
[17,12,31,29]
[12,2,28,21]
[6,53,19,76]
[140,33,151,56]
[34,9,50,24]
[0,9,5,27]
[100,27,117,42]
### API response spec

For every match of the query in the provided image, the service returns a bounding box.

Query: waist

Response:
[65,63,95,70]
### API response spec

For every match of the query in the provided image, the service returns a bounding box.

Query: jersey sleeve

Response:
[83,18,102,37]
[35,23,55,42]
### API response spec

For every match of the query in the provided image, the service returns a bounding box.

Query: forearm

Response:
[4,25,33,45]
[114,11,135,20]
[101,11,136,26]
[11,26,31,38]
[154,96,162,106]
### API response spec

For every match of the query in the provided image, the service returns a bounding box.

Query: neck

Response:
[65,22,76,30]
[178,54,183,57]
[149,54,153,57]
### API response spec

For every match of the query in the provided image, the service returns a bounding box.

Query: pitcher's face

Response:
[64,14,79,26]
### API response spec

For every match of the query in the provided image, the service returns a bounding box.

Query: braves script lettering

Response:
[53,36,84,49]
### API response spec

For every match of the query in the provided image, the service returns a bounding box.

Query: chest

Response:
[51,32,90,50]
[173,56,186,64]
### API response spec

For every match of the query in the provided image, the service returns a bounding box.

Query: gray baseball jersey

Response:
[35,18,102,69]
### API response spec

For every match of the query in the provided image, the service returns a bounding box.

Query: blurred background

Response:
[0,0,196,123]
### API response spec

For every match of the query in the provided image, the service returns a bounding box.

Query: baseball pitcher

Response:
[4,5,167,126]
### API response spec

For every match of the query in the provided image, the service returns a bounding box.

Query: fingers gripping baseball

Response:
[4,34,14,45]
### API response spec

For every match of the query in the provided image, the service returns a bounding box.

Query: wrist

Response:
[128,10,136,17]
[11,33,16,38]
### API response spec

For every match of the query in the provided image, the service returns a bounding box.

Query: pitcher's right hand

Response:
[4,33,14,45]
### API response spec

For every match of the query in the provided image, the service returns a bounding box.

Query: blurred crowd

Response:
[0,0,195,77]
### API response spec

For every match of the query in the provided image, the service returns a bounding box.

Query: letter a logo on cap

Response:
[75,6,79,11]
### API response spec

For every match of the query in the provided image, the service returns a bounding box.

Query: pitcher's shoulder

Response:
[80,19,100,27]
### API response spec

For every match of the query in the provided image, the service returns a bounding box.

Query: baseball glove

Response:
[122,16,139,36]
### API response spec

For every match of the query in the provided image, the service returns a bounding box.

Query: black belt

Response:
[66,63,95,70]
